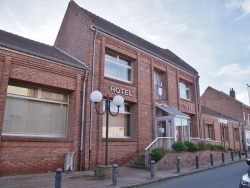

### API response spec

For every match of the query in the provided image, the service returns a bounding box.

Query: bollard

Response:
[150,160,155,179]
[222,152,225,163]
[112,164,118,186]
[210,154,213,166]
[231,151,234,161]
[246,150,248,158]
[239,151,242,159]
[55,168,62,188]
[177,158,180,173]
[195,156,199,169]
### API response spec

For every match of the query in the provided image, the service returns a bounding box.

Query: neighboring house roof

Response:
[0,29,88,70]
[204,86,250,110]
[201,105,239,122]
[72,1,198,76]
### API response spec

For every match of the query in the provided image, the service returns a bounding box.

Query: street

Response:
[138,161,247,188]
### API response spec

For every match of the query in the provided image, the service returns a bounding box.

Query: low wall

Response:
[156,150,235,170]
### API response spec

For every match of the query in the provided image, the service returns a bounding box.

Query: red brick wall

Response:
[54,1,200,170]
[0,48,86,176]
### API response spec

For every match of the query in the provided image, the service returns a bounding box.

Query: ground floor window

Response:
[3,83,68,137]
[205,124,213,139]
[234,128,240,141]
[103,101,130,138]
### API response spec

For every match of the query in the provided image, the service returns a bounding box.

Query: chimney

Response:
[229,88,235,99]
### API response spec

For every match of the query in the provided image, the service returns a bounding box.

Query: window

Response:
[234,128,240,141]
[3,84,68,137]
[103,101,131,138]
[205,124,212,139]
[222,126,228,141]
[179,80,191,100]
[154,71,167,100]
[104,53,132,82]
[243,112,246,122]
[248,114,250,126]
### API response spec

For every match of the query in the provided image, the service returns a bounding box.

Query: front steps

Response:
[126,154,146,169]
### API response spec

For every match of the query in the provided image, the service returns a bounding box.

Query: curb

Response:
[119,158,245,188]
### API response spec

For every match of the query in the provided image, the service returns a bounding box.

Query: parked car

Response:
[239,159,250,188]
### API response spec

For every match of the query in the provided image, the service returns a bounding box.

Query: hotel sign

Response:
[183,104,192,110]
[110,86,132,97]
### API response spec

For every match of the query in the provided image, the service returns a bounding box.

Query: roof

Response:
[201,105,239,122]
[0,29,88,70]
[72,1,198,76]
[204,86,250,110]
[155,103,190,119]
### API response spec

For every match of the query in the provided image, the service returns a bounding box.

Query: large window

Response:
[103,101,131,138]
[104,53,132,82]
[179,80,191,100]
[3,84,68,137]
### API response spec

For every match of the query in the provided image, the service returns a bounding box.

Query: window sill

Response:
[102,137,138,142]
[1,135,73,143]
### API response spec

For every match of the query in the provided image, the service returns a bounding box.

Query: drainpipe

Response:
[89,26,98,169]
[196,76,202,138]
[80,70,89,171]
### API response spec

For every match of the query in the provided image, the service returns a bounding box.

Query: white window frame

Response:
[104,53,132,83]
[179,80,191,100]
[3,84,68,138]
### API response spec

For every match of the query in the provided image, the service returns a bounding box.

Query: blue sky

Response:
[0,0,250,105]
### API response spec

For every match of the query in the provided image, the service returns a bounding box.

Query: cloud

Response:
[226,0,250,20]
[170,22,188,32]
[212,63,250,77]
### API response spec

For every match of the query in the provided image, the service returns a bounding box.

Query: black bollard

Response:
[210,154,213,166]
[55,168,62,188]
[246,150,248,158]
[222,152,225,163]
[195,156,199,169]
[239,151,242,159]
[150,160,155,179]
[112,164,118,186]
[177,158,180,173]
[231,151,234,161]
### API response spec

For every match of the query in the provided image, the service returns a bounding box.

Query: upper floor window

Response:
[3,84,68,137]
[179,80,191,100]
[104,53,132,83]
[154,71,167,100]
[243,112,246,122]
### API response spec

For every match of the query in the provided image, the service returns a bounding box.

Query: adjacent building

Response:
[201,86,250,150]
[0,29,88,175]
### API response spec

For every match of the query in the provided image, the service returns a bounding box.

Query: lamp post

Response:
[90,90,124,166]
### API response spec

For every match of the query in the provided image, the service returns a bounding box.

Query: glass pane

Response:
[41,90,67,102]
[103,113,130,137]
[175,118,182,126]
[3,96,67,137]
[119,57,130,66]
[105,53,117,62]
[7,85,37,97]
[105,61,131,81]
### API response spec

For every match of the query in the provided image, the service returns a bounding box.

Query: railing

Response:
[190,137,221,145]
[144,137,174,168]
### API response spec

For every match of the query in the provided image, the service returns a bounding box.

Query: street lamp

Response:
[90,90,124,166]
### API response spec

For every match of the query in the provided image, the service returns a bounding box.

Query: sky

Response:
[0,0,250,105]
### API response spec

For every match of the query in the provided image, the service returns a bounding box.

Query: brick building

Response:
[54,1,201,170]
[201,86,250,150]
[201,105,241,150]
[0,29,88,175]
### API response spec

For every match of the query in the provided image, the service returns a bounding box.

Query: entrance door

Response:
[156,121,166,137]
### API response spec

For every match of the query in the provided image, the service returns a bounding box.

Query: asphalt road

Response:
[138,161,247,188]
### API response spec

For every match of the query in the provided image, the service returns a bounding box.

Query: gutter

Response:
[89,26,98,169]
[79,70,89,171]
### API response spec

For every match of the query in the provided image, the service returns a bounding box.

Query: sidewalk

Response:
[0,155,246,188]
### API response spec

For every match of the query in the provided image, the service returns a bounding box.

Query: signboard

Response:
[110,86,132,97]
